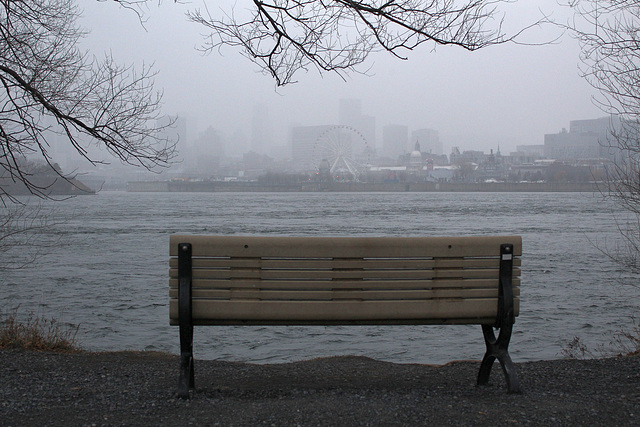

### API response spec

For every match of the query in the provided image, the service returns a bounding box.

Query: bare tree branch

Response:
[0,0,177,201]
[186,1,518,86]
[0,199,62,271]
[564,1,640,274]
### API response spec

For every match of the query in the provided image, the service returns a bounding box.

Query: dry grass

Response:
[610,318,640,357]
[562,318,640,359]
[560,336,594,359]
[0,310,79,352]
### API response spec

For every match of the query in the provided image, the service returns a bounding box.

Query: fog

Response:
[79,1,603,158]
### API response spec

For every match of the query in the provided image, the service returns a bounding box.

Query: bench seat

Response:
[170,234,522,397]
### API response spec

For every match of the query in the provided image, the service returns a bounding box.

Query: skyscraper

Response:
[339,99,362,126]
[382,124,409,160]
[251,103,272,154]
[290,125,333,172]
[338,99,376,153]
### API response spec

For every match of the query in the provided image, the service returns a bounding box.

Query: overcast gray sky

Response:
[79,1,604,156]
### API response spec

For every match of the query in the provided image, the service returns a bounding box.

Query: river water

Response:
[2,191,638,364]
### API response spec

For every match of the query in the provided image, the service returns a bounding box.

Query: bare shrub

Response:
[609,318,640,357]
[0,309,80,352]
[561,319,640,359]
[561,336,594,359]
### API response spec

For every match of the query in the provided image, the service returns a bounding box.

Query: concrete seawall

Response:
[127,181,601,193]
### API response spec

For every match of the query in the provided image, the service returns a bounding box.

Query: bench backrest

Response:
[169,235,521,326]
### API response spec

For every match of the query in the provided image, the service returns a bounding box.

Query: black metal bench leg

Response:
[178,347,194,398]
[477,324,522,393]
[178,323,194,398]
[178,243,195,399]
[477,243,522,393]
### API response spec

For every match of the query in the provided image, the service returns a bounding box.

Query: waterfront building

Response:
[190,126,225,176]
[411,128,443,155]
[382,124,409,161]
[544,116,621,161]
[450,148,487,166]
[508,151,543,166]
[516,144,545,158]
[366,163,454,183]
[241,151,275,179]
[408,142,424,174]
[544,128,601,160]
[570,116,620,135]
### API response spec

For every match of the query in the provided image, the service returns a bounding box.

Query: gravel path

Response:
[1,349,638,426]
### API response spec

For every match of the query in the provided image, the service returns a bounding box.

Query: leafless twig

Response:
[0,0,177,202]
[187,1,523,85]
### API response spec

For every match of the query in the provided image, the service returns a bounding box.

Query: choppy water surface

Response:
[2,191,638,363]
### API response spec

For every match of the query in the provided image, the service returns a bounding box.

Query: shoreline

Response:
[126,180,600,193]
[2,349,638,426]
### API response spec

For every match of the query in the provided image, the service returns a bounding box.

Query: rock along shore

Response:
[1,349,638,426]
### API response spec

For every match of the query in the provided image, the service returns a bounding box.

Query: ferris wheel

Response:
[312,125,373,181]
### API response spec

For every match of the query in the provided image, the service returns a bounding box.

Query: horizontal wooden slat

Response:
[170,235,522,258]
[169,234,523,325]
[170,278,521,290]
[169,298,521,323]
[169,287,520,300]
[169,267,521,281]
[169,257,522,270]
[170,317,501,326]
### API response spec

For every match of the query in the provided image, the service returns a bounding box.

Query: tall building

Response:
[411,129,442,155]
[382,124,409,160]
[544,116,620,161]
[516,145,545,157]
[251,104,272,154]
[570,116,620,135]
[290,125,333,172]
[190,126,224,175]
[544,129,600,160]
[339,99,362,126]
[338,99,376,153]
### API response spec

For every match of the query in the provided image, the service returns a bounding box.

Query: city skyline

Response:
[155,101,610,162]
[46,102,614,176]
[77,1,605,162]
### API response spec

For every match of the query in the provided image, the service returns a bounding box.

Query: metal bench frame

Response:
[171,235,522,398]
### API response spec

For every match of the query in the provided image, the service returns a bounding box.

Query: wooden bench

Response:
[169,234,522,398]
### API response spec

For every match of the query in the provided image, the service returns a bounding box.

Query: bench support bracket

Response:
[477,243,522,393]
[178,242,195,399]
